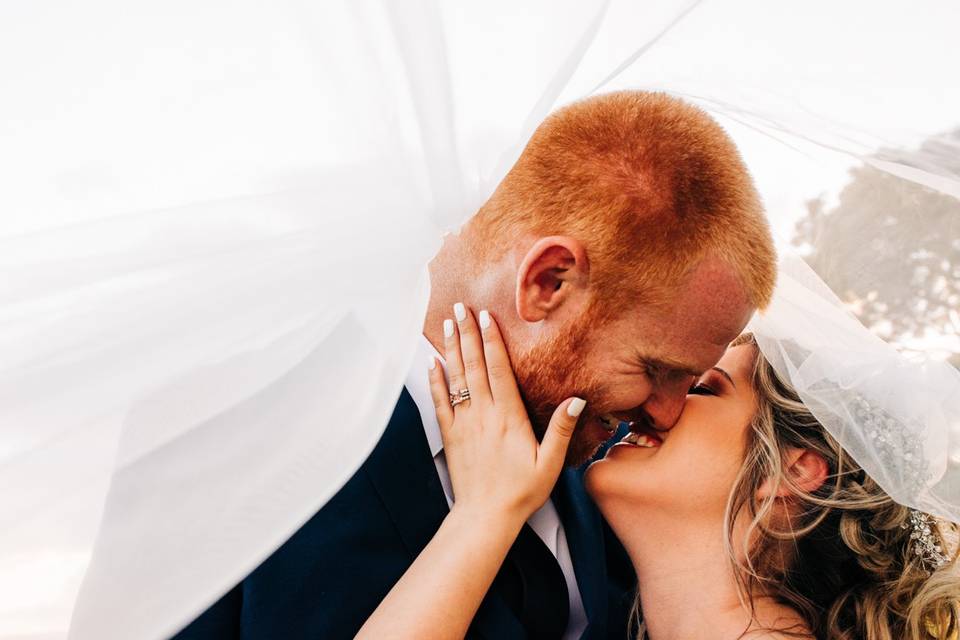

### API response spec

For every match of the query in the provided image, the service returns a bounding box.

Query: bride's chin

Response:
[583,457,615,502]
[583,459,636,527]
[584,452,661,509]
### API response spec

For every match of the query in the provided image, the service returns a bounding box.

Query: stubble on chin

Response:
[566,425,608,467]
[524,394,609,467]
[512,322,611,468]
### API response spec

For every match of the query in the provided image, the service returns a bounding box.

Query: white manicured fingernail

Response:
[428,357,437,371]
[478,310,490,330]
[567,398,587,417]
[443,319,454,338]
[454,302,466,322]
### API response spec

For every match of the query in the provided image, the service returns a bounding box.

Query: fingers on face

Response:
[538,397,584,476]
[454,303,491,402]
[428,357,454,433]
[442,304,520,412]
[443,313,468,411]
[477,310,523,409]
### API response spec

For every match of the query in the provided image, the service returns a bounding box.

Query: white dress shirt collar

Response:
[405,335,445,458]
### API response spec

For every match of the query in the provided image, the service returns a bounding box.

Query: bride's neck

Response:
[610,509,803,640]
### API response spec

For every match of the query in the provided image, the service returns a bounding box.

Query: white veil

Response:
[1,1,958,639]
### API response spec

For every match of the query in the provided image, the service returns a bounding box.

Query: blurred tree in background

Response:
[793,130,960,368]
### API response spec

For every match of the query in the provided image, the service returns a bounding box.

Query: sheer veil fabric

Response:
[1,1,958,639]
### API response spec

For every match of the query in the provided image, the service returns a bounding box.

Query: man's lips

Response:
[598,411,669,444]
[594,413,668,448]
[597,414,621,433]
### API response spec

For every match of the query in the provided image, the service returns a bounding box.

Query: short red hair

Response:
[472,91,776,311]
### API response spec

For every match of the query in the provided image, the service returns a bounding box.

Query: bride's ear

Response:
[515,236,589,322]
[757,447,829,498]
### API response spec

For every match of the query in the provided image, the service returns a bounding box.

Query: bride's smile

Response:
[616,429,662,448]
[586,344,758,517]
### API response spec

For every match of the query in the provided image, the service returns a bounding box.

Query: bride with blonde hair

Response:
[593,333,960,639]
[359,310,959,639]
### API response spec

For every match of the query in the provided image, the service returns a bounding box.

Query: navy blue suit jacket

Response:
[172,388,633,639]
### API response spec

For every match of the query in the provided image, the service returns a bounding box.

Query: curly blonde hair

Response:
[720,333,960,640]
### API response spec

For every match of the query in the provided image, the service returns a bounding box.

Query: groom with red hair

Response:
[175,91,775,640]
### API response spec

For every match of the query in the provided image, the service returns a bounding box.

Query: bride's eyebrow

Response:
[710,366,736,389]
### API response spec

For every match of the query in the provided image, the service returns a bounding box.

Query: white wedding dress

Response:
[1,1,959,639]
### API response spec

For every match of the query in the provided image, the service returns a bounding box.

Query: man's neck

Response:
[422,231,497,352]
[609,508,806,640]
[422,257,463,354]
[422,227,531,357]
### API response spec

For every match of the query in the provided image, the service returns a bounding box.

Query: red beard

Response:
[511,317,617,466]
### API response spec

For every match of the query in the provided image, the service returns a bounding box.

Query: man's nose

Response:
[640,376,693,430]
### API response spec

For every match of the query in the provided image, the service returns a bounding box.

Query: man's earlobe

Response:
[515,236,588,323]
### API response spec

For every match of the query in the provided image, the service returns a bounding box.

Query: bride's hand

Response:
[428,304,586,527]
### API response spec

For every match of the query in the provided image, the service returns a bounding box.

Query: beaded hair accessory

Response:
[849,397,950,571]
[903,509,951,570]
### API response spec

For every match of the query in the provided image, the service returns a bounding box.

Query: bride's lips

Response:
[599,412,665,436]
[595,413,668,449]
[617,430,662,448]
[607,412,668,449]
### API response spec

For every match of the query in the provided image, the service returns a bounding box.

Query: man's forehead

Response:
[660,258,753,342]
[630,295,750,357]
[625,257,755,370]
[638,335,729,376]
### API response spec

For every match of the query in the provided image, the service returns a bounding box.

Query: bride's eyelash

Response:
[688,382,716,396]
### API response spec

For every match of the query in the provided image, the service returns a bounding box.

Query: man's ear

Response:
[515,236,589,323]
[757,448,829,498]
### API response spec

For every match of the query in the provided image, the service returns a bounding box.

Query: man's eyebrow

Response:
[712,366,736,389]
[641,356,705,378]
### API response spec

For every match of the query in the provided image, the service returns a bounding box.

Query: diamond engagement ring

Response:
[449,388,471,408]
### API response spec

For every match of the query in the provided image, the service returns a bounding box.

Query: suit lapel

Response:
[364,388,449,554]
[364,387,526,639]
[553,467,608,638]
